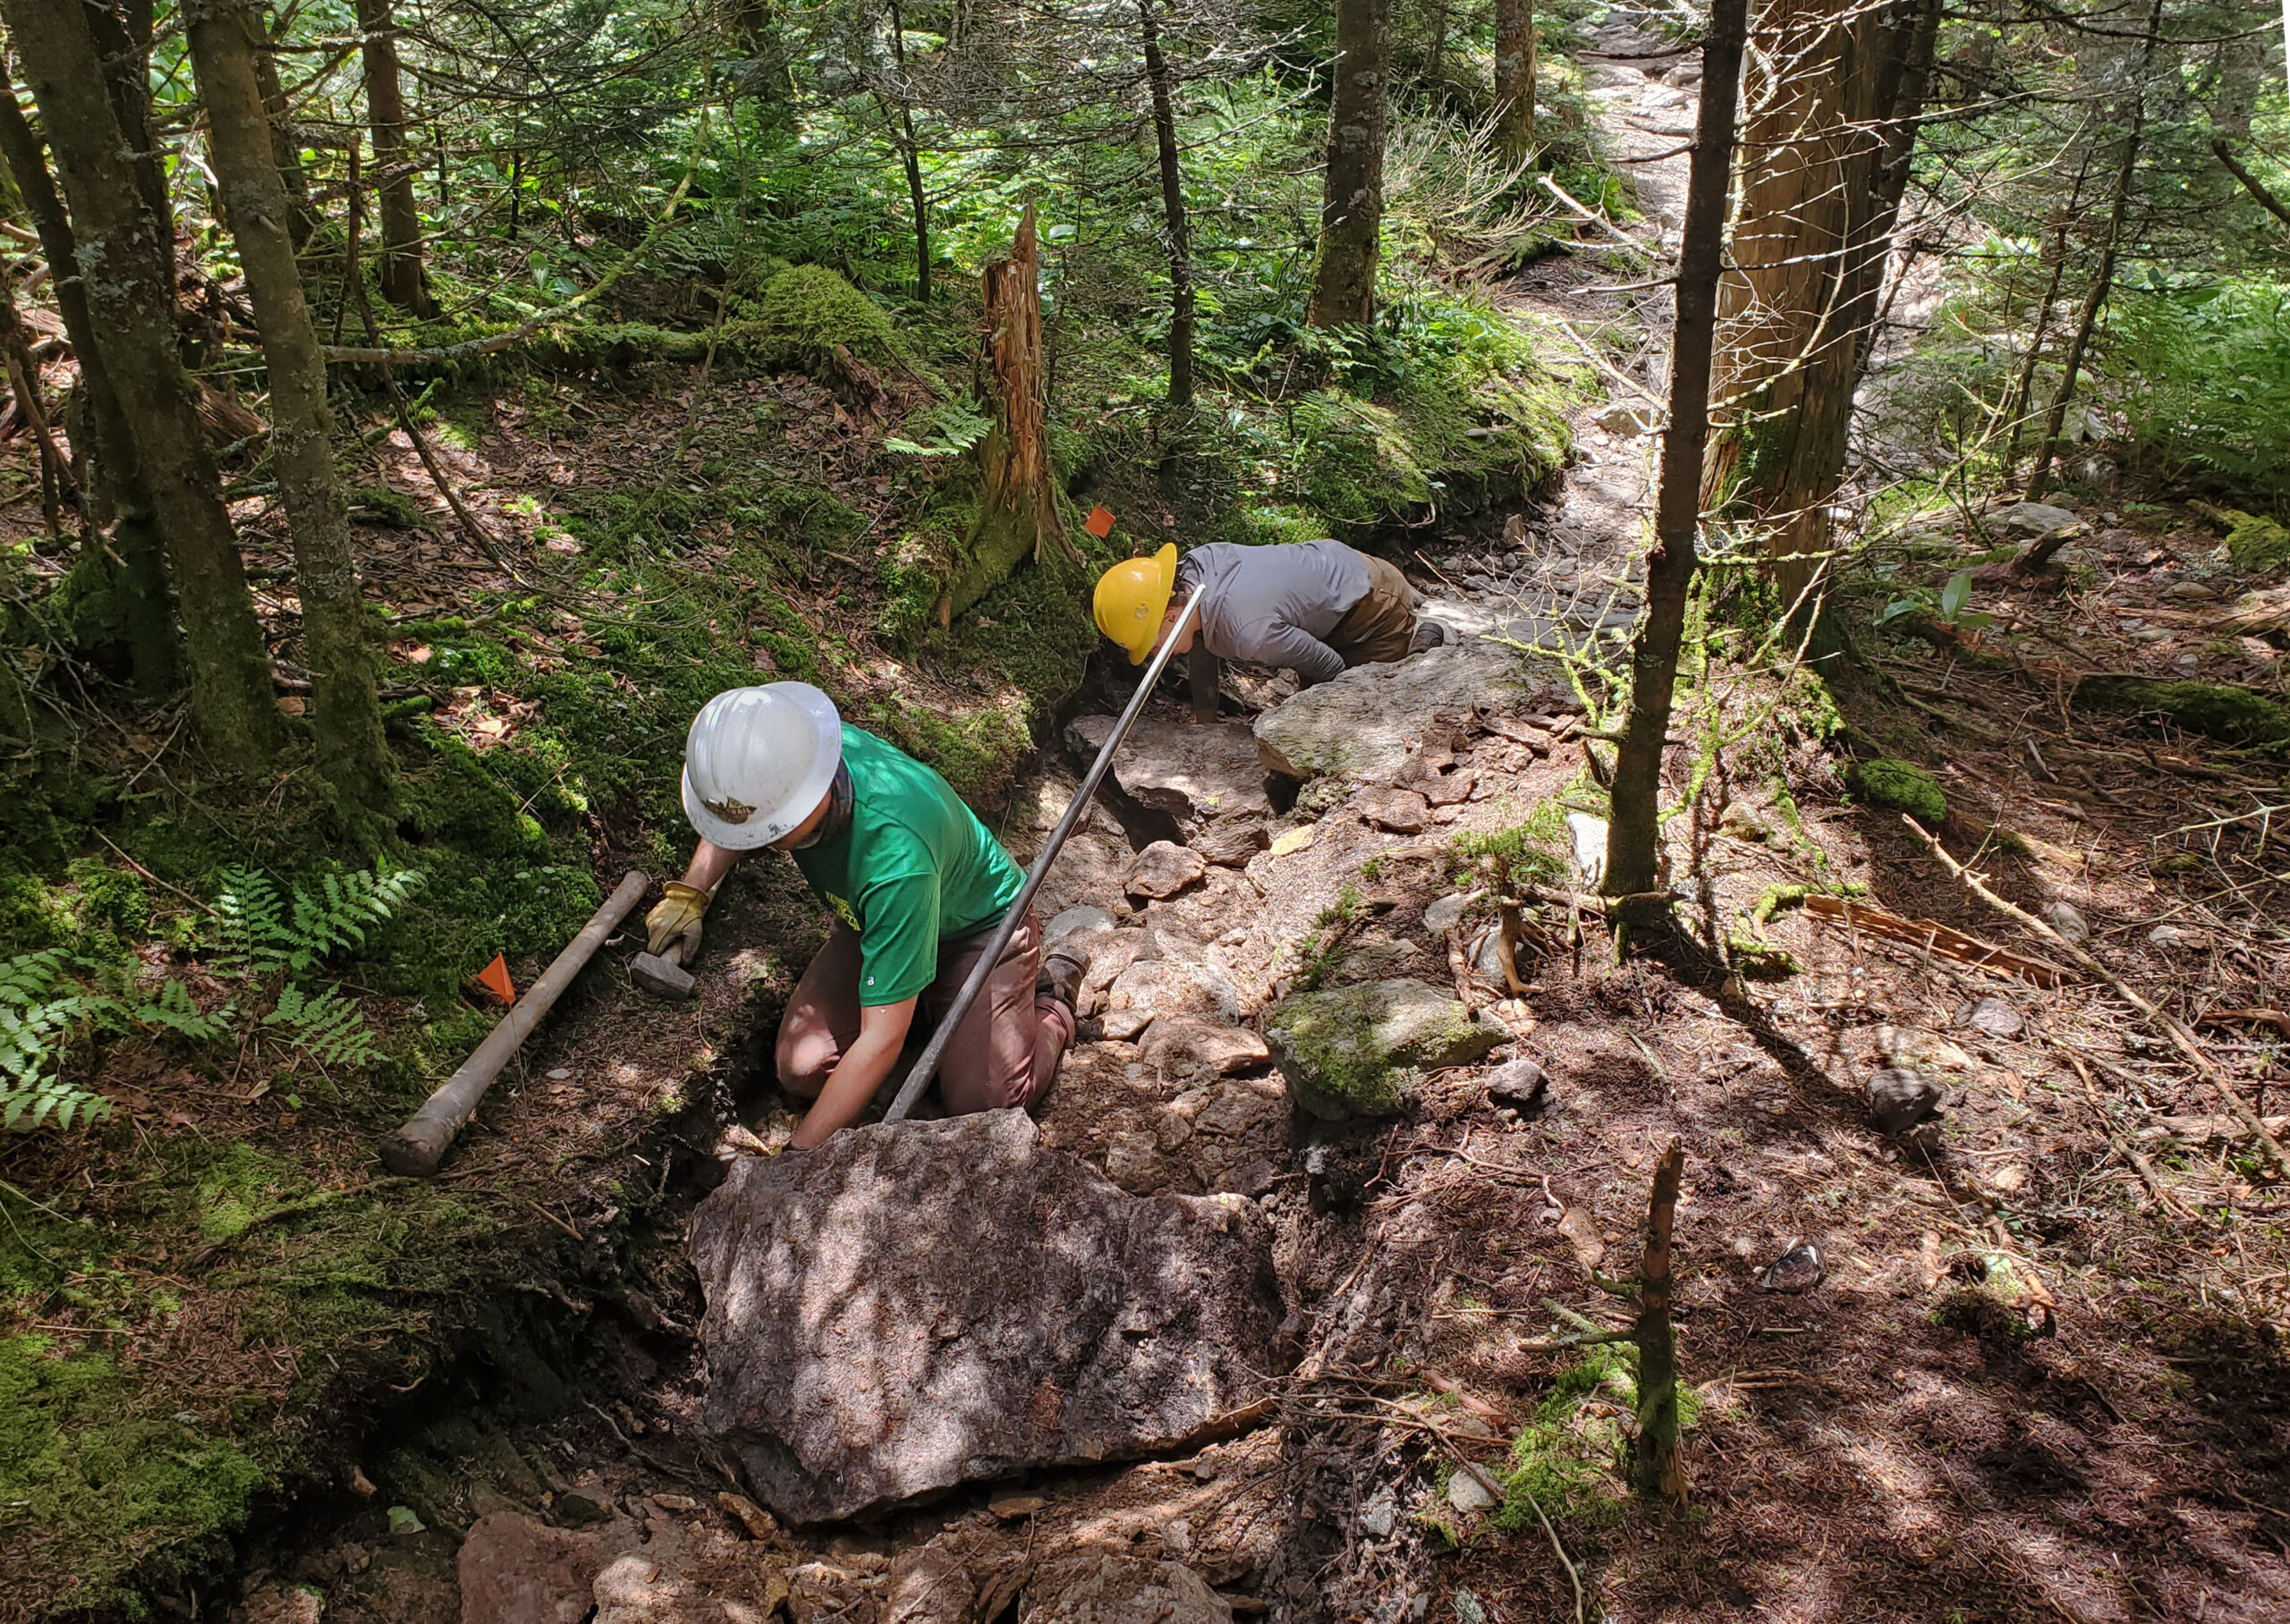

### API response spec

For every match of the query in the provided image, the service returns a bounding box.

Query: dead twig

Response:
[2065,1051,2188,1218]
[1904,814,2290,1182]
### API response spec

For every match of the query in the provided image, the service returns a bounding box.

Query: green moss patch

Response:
[2074,677,2290,749]
[1849,757,1948,825]
[1265,977,1500,1121]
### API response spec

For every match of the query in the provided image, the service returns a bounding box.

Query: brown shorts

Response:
[776,907,1073,1116]
[1326,553,1419,668]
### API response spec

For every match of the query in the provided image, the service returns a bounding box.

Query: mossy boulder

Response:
[1265,977,1503,1121]
[1849,757,1947,825]
[2224,512,2290,574]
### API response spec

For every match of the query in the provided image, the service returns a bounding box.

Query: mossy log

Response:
[2071,676,2290,748]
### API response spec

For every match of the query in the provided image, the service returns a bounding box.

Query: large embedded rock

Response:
[458,1513,608,1624]
[1124,841,1209,901]
[1986,501,2079,540]
[1265,978,1504,1120]
[690,1112,1284,1524]
[1025,1554,1234,1624]
[1254,640,1566,782]
[1067,713,1270,825]
[1099,956,1243,1042]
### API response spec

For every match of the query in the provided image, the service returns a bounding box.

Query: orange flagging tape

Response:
[472,952,517,1006]
[1084,504,1116,538]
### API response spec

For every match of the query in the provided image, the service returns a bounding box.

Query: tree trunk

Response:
[1604,0,1746,909]
[944,206,1075,617]
[1493,0,1536,161]
[1140,0,1194,408]
[190,0,392,809]
[1632,1138,1688,1501]
[1305,0,1390,328]
[1999,195,2077,476]
[252,34,319,249]
[1703,0,1939,605]
[0,74,178,694]
[886,1,930,303]
[2025,0,2159,502]
[83,0,174,285]
[355,0,435,316]
[5,0,280,766]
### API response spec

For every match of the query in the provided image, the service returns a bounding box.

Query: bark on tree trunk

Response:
[84,0,174,286]
[0,76,178,694]
[4,0,278,764]
[944,206,1076,618]
[1702,0,1939,605]
[1604,0,1746,909]
[252,34,319,249]
[1494,0,1536,161]
[1632,1138,1688,1501]
[1140,0,1194,408]
[1306,0,1390,328]
[190,0,392,809]
[355,0,435,316]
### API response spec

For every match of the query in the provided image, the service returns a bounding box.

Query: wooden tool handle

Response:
[380,870,649,1176]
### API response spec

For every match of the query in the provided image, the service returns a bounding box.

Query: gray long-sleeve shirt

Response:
[1174,540,1370,689]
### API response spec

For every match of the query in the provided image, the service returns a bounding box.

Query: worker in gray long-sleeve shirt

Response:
[1092,539,1445,696]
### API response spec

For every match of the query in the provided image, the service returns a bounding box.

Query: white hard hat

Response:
[680,683,843,850]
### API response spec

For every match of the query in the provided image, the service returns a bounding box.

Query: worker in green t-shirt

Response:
[643,683,1087,1148]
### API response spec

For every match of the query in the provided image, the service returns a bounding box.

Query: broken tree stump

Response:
[942,205,1076,620]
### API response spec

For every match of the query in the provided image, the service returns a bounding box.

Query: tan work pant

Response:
[1327,553,1419,667]
[776,907,1072,1115]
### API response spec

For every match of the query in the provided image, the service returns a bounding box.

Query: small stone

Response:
[2043,900,2091,945]
[1124,841,1209,901]
[1358,1489,1397,1539]
[648,1493,697,1513]
[1556,1207,1607,1272]
[1422,771,1477,808]
[546,1068,572,1081]
[2149,924,2185,946]
[1987,501,2080,540]
[553,1490,613,1527]
[1269,825,1317,857]
[1566,812,1608,887]
[1760,1243,1825,1293]
[717,1492,777,1541]
[1453,1589,1488,1624]
[1046,905,1117,945]
[1103,1131,1162,1192]
[1446,1470,1497,1515]
[1990,1164,2028,1195]
[1484,1057,1547,1111]
[1421,892,1474,934]
[386,1505,426,1537]
[1357,785,1431,833]
[1963,996,2023,1039]
[1868,1067,1944,1133]
[988,1494,1047,1520]
[1718,801,1769,841]
[1193,818,1269,868]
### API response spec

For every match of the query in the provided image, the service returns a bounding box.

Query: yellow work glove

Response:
[644,881,712,959]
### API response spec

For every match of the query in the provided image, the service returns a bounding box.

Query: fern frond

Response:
[0,950,119,1130]
[136,979,236,1044]
[265,983,379,1068]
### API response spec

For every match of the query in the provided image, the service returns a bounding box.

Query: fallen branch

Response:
[2065,1051,2188,1218]
[1802,893,2067,987]
[2200,1008,2290,1040]
[384,370,509,569]
[1903,814,2290,1182]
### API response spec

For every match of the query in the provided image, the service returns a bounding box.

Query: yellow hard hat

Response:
[1093,544,1178,665]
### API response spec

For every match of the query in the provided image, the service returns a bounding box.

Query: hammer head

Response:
[631,950,695,1001]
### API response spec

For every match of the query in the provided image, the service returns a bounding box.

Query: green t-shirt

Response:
[790,726,1025,1006]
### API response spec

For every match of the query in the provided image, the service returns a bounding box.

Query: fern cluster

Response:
[1,863,423,1132]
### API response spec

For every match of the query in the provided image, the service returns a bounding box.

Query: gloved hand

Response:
[645,880,712,960]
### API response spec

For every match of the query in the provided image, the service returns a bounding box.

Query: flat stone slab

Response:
[1254,641,1569,782]
[1067,713,1270,825]
[691,1112,1283,1524]
[1266,977,1504,1120]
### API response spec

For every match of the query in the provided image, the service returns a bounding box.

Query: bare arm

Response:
[790,995,917,1149]
[681,839,741,893]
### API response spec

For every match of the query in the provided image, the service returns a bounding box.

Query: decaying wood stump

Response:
[942,205,1076,621]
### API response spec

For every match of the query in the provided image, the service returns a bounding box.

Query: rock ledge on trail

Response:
[1066,713,1269,825]
[1265,978,1503,1120]
[689,1111,1283,1524]
[1253,640,1566,782]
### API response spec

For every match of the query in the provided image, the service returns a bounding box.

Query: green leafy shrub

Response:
[2112,277,2290,507]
